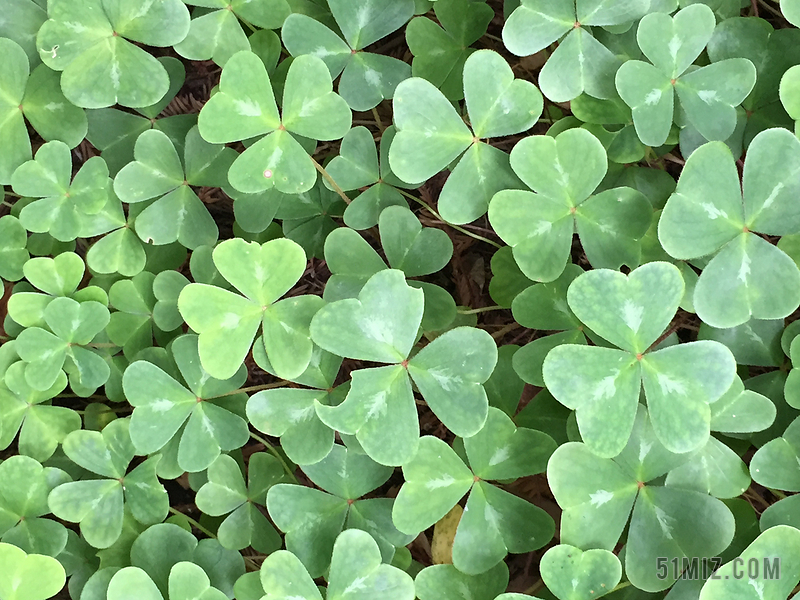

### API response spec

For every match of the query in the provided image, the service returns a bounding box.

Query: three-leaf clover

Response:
[258,529,415,600]
[106,562,228,600]
[194,453,284,552]
[122,334,250,473]
[489,128,652,282]
[0,455,70,557]
[542,261,736,457]
[503,0,652,102]
[47,418,169,548]
[392,409,556,575]
[175,0,290,67]
[197,50,351,194]
[0,38,87,183]
[323,125,412,230]
[15,297,111,393]
[405,0,494,101]
[267,444,414,577]
[248,344,345,466]
[36,0,191,108]
[390,49,543,224]
[282,0,414,111]
[113,127,236,249]
[177,237,322,380]
[658,128,800,328]
[11,140,110,242]
[615,4,757,147]
[310,269,498,465]
[0,362,79,462]
[547,404,735,592]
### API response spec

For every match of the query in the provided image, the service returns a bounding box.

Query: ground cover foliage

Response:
[5,0,800,599]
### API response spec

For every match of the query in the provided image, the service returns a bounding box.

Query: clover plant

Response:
[4,1,800,600]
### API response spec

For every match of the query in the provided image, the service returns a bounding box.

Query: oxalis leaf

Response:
[615,4,756,147]
[542,261,736,456]
[310,269,498,465]
[177,237,321,380]
[547,404,736,592]
[502,0,651,101]
[122,334,249,472]
[489,128,652,283]
[658,129,800,328]
[266,444,413,577]
[36,0,191,108]
[392,409,556,575]
[47,418,169,548]
[389,49,542,224]
[197,50,351,194]
[259,529,414,600]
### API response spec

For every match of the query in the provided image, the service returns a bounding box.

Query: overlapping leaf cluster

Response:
[3,1,800,600]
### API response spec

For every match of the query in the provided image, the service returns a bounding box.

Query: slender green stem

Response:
[1,200,13,208]
[311,156,351,205]
[169,507,217,539]
[610,581,631,593]
[238,16,258,34]
[458,306,505,315]
[524,578,544,595]
[757,0,784,18]
[397,189,502,249]
[769,488,788,499]
[491,322,520,339]
[249,431,299,483]
[83,342,120,348]
[371,107,385,133]
[213,381,286,398]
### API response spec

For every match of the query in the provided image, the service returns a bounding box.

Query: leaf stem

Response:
[397,189,502,249]
[213,381,286,398]
[610,581,631,593]
[249,431,299,484]
[0,200,13,208]
[371,107,385,133]
[458,306,505,315]
[524,578,544,595]
[311,156,351,205]
[238,16,258,33]
[491,322,520,339]
[169,507,217,539]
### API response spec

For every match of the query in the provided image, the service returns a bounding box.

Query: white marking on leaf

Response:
[589,489,614,507]
[289,405,314,423]
[343,576,368,595]
[697,90,718,104]
[621,300,644,333]
[364,68,382,87]
[484,503,501,529]
[312,46,336,59]
[668,35,681,60]
[426,474,456,490]
[365,390,387,420]
[747,580,765,600]
[700,202,727,220]
[738,252,751,283]
[44,102,63,111]
[150,399,174,413]
[488,446,509,466]
[534,220,552,235]
[762,182,784,210]
[592,374,618,401]
[110,61,121,90]
[572,578,580,590]
[639,440,653,463]
[656,372,686,395]
[428,368,462,392]
[654,506,675,539]
[233,98,261,117]
[220,312,241,329]
[645,89,662,105]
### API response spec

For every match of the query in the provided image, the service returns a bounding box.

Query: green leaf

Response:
[310,269,424,363]
[328,0,414,50]
[540,544,622,600]
[699,525,800,600]
[414,563,509,600]
[107,567,163,600]
[379,206,453,277]
[389,77,473,185]
[0,216,31,281]
[0,542,66,600]
[259,551,322,600]
[0,38,32,183]
[463,49,543,139]
[565,261,683,355]
[407,327,497,437]
[37,0,190,108]
[392,436,473,535]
